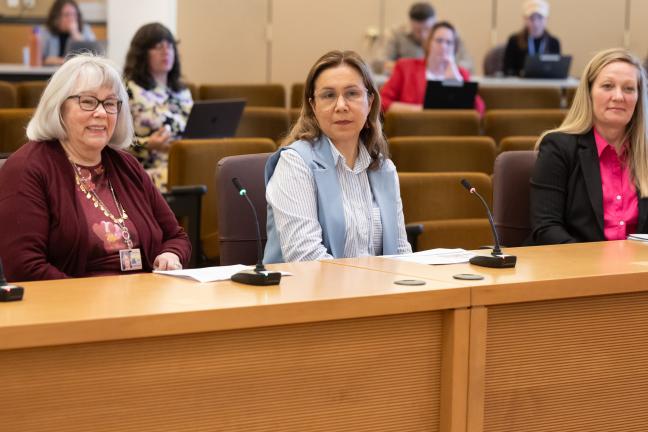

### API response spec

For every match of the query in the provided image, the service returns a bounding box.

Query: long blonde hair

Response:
[536,48,648,196]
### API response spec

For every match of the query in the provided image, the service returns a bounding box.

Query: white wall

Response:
[106,0,177,70]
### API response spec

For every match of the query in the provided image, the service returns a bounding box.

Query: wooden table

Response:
[0,260,469,432]
[339,240,648,432]
[2,241,648,432]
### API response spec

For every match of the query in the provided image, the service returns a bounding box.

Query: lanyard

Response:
[528,35,546,56]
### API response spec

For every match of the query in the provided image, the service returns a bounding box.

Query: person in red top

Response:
[530,48,648,244]
[380,21,485,115]
[0,54,191,282]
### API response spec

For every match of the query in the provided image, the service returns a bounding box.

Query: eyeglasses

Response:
[67,95,122,114]
[150,41,176,52]
[313,87,369,109]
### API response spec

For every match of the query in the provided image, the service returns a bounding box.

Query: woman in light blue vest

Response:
[41,0,96,66]
[264,50,412,263]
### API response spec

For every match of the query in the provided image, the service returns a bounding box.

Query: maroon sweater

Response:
[0,140,191,282]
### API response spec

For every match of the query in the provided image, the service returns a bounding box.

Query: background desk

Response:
[0,63,58,81]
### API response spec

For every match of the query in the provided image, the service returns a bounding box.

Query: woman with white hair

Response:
[502,0,561,76]
[530,48,648,244]
[0,54,190,281]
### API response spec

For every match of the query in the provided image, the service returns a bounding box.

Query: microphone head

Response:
[460,178,472,191]
[232,177,247,195]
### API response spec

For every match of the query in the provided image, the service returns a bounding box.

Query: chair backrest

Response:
[235,107,290,144]
[15,81,46,108]
[184,82,198,101]
[217,153,272,265]
[0,108,34,153]
[199,84,286,107]
[384,110,481,137]
[0,81,17,108]
[499,135,538,153]
[492,150,537,247]
[167,137,277,261]
[478,87,562,110]
[398,172,494,250]
[484,109,566,144]
[483,44,506,76]
[389,136,496,174]
[290,83,304,108]
[565,87,577,107]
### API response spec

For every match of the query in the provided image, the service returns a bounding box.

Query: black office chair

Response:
[163,185,207,268]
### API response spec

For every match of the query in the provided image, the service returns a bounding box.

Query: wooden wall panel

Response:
[1,311,445,432]
[480,291,648,432]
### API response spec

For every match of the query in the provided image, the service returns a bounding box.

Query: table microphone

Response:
[229,178,281,285]
[0,258,24,302]
[460,179,517,268]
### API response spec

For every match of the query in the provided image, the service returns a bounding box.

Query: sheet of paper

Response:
[628,234,648,242]
[384,248,476,265]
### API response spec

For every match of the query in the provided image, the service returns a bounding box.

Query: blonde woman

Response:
[530,48,648,244]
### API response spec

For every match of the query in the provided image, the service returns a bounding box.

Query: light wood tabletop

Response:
[0,259,469,350]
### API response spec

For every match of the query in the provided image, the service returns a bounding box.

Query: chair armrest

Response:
[406,223,424,252]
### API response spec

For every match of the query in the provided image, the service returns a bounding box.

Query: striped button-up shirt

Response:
[266,138,411,262]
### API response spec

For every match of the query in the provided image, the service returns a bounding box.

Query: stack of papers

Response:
[384,248,475,265]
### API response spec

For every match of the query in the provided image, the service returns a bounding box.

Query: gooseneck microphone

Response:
[230,178,281,285]
[460,179,517,268]
[0,258,24,302]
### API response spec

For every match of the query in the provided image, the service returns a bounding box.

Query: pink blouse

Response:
[594,128,638,240]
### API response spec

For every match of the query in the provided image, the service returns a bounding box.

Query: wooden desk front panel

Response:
[474,291,648,432]
[1,311,445,432]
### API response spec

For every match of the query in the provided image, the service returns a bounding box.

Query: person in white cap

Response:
[502,0,561,76]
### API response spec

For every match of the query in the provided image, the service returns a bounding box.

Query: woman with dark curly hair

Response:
[123,22,193,190]
[41,0,96,65]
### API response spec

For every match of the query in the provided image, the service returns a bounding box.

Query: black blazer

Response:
[530,130,648,245]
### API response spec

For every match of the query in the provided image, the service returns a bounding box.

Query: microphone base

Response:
[469,254,517,268]
[231,269,282,286]
[0,284,24,302]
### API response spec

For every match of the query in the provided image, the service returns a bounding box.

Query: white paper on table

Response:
[154,265,292,283]
[384,248,476,265]
[628,234,648,242]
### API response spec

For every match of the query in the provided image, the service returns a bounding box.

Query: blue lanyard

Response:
[528,36,546,56]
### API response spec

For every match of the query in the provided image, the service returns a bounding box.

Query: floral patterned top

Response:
[126,80,193,189]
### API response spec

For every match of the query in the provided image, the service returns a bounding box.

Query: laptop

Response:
[423,80,478,109]
[522,54,572,79]
[182,99,246,139]
[67,40,106,56]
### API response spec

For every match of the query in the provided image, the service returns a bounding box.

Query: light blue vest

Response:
[263,137,400,263]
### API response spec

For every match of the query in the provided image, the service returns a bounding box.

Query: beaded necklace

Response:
[69,159,134,250]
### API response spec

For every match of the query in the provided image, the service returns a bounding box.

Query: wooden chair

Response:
[167,138,276,262]
[499,136,538,153]
[184,82,199,101]
[389,136,496,174]
[235,107,290,144]
[399,172,493,250]
[384,110,480,137]
[15,81,46,108]
[484,109,566,144]
[0,108,34,153]
[0,81,17,108]
[478,87,562,109]
[199,84,286,107]
[290,83,305,108]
